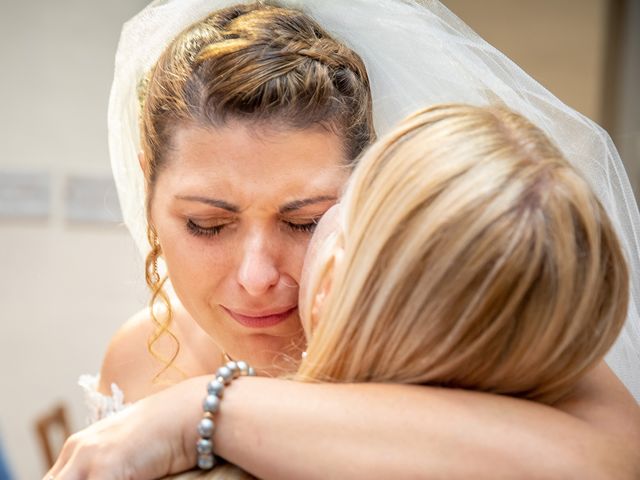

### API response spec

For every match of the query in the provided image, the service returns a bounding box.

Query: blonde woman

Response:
[164,103,632,480]
[50,0,640,478]
[299,103,628,405]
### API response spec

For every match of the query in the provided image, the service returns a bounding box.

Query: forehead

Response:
[160,122,348,201]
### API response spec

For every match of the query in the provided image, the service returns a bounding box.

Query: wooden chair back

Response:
[34,403,71,469]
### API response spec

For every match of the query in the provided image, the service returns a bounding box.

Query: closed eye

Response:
[285,219,319,233]
[186,219,224,237]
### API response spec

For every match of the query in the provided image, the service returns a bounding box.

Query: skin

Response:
[50,123,640,478]
[98,121,348,400]
[298,202,342,334]
[50,365,640,479]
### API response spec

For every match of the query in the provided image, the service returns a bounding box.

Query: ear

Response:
[138,151,148,175]
[310,246,344,331]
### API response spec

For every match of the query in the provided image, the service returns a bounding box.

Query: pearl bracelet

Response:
[197,360,256,470]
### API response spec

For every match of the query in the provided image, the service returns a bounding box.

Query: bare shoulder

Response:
[555,361,640,476]
[556,361,640,439]
[98,301,224,402]
[98,307,161,402]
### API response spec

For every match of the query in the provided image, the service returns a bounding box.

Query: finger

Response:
[46,435,93,480]
[45,443,71,478]
[54,450,89,480]
[55,465,82,480]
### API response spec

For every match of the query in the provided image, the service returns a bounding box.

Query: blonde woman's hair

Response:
[298,103,629,404]
[139,1,374,378]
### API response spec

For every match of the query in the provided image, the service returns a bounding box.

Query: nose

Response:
[237,232,280,296]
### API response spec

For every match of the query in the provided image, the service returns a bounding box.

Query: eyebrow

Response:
[176,194,337,214]
[175,195,240,212]
[279,196,337,214]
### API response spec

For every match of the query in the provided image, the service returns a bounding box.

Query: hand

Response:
[45,378,204,480]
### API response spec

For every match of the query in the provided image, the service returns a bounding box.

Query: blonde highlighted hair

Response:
[299,104,629,404]
[176,104,629,479]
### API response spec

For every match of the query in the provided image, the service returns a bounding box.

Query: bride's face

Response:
[149,120,348,370]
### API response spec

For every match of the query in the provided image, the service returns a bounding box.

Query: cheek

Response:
[155,219,230,302]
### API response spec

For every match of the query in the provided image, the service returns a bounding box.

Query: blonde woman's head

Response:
[299,104,629,404]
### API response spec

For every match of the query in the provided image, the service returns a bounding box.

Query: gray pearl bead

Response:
[197,453,216,470]
[197,438,213,454]
[197,417,215,438]
[226,361,240,378]
[247,366,256,377]
[207,379,225,397]
[216,366,233,384]
[236,360,249,375]
[203,394,220,414]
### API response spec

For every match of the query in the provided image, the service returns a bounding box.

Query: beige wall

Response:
[443,0,608,122]
[0,227,145,476]
[0,1,149,478]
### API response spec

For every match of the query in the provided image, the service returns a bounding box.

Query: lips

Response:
[222,305,297,329]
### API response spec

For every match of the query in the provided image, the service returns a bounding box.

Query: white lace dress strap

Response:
[78,374,131,424]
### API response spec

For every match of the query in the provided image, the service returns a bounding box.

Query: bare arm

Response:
[213,362,640,479]
[49,361,640,479]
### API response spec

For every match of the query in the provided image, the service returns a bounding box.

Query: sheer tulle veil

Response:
[108,0,640,401]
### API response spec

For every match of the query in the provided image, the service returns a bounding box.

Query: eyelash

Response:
[186,219,224,237]
[186,219,319,238]
[286,221,318,233]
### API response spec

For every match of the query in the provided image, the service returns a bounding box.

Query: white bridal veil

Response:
[109,0,640,401]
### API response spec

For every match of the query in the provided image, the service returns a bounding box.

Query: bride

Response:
[49,0,640,478]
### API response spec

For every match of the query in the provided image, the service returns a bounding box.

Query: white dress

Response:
[78,374,129,423]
